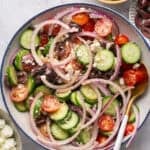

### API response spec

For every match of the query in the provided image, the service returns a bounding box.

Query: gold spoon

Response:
[114,81,148,150]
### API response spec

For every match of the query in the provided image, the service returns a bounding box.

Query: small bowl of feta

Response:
[0,109,22,150]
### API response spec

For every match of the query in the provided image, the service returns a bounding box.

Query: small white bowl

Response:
[0,109,22,150]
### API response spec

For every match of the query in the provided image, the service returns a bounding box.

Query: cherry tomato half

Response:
[95,18,112,37]
[83,19,95,32]
[123,64,148,86]
[115,34,129,45]
[125,124,134,136]
[10,84,28,102]
[42,95,60,113]
[72,13,89,26]
[98,115,115,132]
[97,135,108,144]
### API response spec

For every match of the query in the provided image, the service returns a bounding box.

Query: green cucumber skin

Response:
[50,103,69,121]
[6,65,18,86]
[75,45,90,65]
[80,85,98,104]
[33,98,42,118]
[27,76,35,94]
[14,102,28,112]
[70,92,79,106]
[94,50,114,72]
[121,42,141,64]
[56,91,71,101]
[57,112,80,130]
[14,49,29,71]
[51,123,69,140]
[20,29,39,49]
[34,85,52,96]
[102,96,119,116]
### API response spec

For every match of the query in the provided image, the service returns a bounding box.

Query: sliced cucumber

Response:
[51,123,69,140]
[75,91,84,106]
[20,29,39,49]
[99,130,112,136]
[34,85,52,96]
[121,42,141,64]
[77,129,91,144]
[75,45,90,65]
[33,98,42,118]
[109,80,119,94]
[69,123,80,134]
[94,50,114,72]
[56,90,71,101]
[58,112,79,130]
[70,91,79,106]
[14,102,28,112]
[27,76,35,94]
[50,103,69,121]
[14,49,29,71]
[102,96,119,116]
[80,85,98,104]
[43,38,54,56]
[6,65,18,86]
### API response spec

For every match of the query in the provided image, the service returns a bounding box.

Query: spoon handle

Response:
[113,115,128,150]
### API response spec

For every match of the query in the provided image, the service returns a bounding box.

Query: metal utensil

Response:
[114,81,148,150]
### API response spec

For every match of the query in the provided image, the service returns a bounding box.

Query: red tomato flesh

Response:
[123,64,148,86]
[83,19,95,32]
[98,115,115,132]
[42,95,60,113]
[72,13,89,26]
[115,34,129,45]
[97,135,108,144]
[95,18,112,37]
[125,124,135,136]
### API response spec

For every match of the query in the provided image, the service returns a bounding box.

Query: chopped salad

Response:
[5,6,149,150]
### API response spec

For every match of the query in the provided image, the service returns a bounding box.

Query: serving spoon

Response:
[114,81,148,150]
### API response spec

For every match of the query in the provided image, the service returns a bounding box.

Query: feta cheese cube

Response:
[1,125,13,138]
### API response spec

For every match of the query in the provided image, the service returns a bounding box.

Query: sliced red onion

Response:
[29,92,44,137]
[57,38,93,92]
[31,19,70,66]
[110,45,122,81]
[40,71,79,89]
[44,95,86,146]
[126,105,140,148]
[60,122,99,150]
[97,83,111,96]
[89,13,104,19]
[81,86,102,129]
[96,107,120,148]
[82,79,127,111]
[78,31,97,38]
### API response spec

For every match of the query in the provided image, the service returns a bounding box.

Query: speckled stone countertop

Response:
[0,0,149,149]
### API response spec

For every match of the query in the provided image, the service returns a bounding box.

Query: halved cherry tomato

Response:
[95,18,112,37]
[83,19,95,32]
[39,124,49,137]
[42,95,60,113]
[115,34,129,45]
[51,24,61,36]
[40,33,49,47]
[10,84,28,102]
[97,135,108,144]
[98,115,115,132]
[123,64,148,86]
[72,13,89,26]
[125,124,134,136]
[70,59,83,70]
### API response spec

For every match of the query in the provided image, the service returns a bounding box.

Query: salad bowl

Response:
[1,3,150,150]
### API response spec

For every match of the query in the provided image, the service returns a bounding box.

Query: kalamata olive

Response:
[31,65,46,76]
[137,8,150,19]
[138,0,149,9]
[17,71,27,84]
[135,14,144,28]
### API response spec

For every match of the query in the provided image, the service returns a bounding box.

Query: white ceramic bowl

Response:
[0,109,22,150]
[0,3,150,150]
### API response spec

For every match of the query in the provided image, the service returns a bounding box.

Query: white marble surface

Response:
[0,0,150,149]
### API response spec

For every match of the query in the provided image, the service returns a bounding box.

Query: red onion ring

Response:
[97,83,111,96]
[78,31,97,38]
[110,45,122,81]
[31,19,70,66]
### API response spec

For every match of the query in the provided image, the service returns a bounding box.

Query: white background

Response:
[0,0,150,149]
